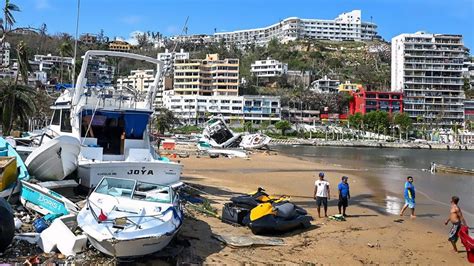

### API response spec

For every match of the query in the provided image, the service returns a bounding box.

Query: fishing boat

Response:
[41,50,182,188]
[25,135,81,181]
[431,162,474,175]
[77,177,183,257]
[0,137,30,198]
[20,180,79,216]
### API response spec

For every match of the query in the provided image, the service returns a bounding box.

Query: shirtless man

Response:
[444,196,467,252]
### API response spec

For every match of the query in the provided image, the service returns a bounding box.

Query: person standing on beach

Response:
[338,176,350,217]
[444,196,467,253]
[400,176,416,218]
[314,172,330,218]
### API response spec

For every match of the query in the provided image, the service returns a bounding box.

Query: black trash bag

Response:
[0,198,15,253]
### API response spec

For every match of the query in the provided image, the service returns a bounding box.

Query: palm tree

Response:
[0,0,19,44]
[2,0,19,31]
[58,41,73,83]
[0,81,37,135]
[154,108,180,134]
[15,40,30,85]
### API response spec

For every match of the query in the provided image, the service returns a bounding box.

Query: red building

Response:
[349,89,403,115]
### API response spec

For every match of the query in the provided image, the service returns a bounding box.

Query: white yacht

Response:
[47,50,182,188]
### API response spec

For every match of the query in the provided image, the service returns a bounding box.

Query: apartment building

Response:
[349,89,403,115]
[158,48,190,74]
[0,42,10,68]
[80,33,98,45]
[214,10,378,47]
[33,54,73,72]
[163,92,280,125]
[117,69,155,93]
[391,32,466,127]
[310,75,340,93]
[108,40,132,52]
[174,54,239,96]
[251,58,288,77]
[85,57,115,86]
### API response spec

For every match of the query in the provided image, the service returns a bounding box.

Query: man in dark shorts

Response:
[313,172,330,218]
[445,196,467,252]
[338,176,350,217]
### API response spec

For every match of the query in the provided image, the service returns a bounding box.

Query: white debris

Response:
[38,214,87,256]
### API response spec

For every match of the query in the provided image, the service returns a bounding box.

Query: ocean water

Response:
[275,145,474,229]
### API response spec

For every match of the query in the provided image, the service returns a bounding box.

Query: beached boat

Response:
[39,50,182,188]
[0,137,30,198]
[202,116,271,150]
[25,135,80,181]
[431,162,474,175]
[202,116,242,148]
[207,149,248,158]
[77,177,183,257]
[239,133,271,150]
[20,180,79,216]
[0,198,14,252]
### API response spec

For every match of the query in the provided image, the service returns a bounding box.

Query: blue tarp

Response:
[81,110,151,138]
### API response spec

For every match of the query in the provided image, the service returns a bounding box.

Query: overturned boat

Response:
[77,177,183,257]
[431,162,474,176]
[25,135,80,181]
[0,137,30,198]
[20,180,79,216]
[239,134,271,150]
[202,116,271,149]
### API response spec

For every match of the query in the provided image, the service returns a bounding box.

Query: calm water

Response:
[275,145,474,229]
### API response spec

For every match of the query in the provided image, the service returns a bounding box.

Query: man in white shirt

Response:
[314,172,330,218]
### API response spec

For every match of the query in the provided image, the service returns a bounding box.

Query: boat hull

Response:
[86,230,178,258]
[19,181,78,216]
[25,136,80,181]
[78,160,182,188]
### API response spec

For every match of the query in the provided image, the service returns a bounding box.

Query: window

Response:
[51,110,60,125]
[60,109,72,133]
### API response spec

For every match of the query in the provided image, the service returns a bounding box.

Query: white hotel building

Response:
[117,69,155,93]
[214,10,378,47]
[391,32,466,127]
[251,58,288,78]
[163,92,281,125]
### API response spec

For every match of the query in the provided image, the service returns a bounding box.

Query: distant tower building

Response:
[391,32,465,127]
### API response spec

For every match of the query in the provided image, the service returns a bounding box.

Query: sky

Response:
[13,0,474,49]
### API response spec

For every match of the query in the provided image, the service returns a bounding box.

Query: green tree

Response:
[244,121,253,133]
[0,81,37,135]
[394,113,413,141]
[154,108,180,134]
[58,41,73,83]
[275,120,291,136]
[2,0,19,31]
[348,112,363,138]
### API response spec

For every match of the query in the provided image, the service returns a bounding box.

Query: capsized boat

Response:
[25,135,80,181]
[202,116,242,148]
[239,134,271,150]
[77,177,183,257]
[20,180,79,216]
[430,162,474,176]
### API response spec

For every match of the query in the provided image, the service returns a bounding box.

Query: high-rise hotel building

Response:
[214,10,379,47]
[391,32,466,127]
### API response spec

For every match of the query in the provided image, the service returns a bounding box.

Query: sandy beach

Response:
[176,152,469,264]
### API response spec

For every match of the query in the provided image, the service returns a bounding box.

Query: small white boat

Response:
[239,134,271,149]
[207,149,248,158]
[25,136,80,181]
[202,116,242,148]
[77,177,183,258]
[20,180,79,216]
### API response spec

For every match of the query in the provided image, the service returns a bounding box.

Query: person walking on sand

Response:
[314,172,330,218]
[445,196,467,253]
[400,176,416,218]
[338,176,350,217]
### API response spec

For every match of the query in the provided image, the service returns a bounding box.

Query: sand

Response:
[176,152,469,265]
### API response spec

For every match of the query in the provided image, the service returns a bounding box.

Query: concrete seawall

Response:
[269,139,474,150]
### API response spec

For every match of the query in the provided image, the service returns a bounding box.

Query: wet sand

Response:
[177,152,469,264]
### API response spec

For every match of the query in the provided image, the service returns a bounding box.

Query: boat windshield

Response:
[95,178,172,203]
